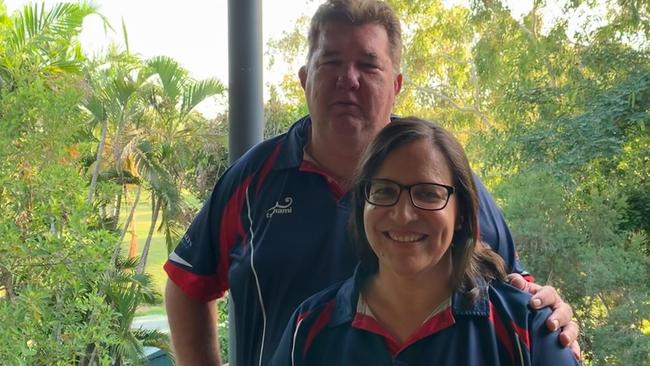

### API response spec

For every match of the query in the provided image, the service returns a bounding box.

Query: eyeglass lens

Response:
[366,179,451,210]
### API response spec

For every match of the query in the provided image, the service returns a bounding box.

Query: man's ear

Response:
[394,73,403,95]
[299,66,308,90]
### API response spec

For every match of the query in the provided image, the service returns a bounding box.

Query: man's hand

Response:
[507,273,581,360]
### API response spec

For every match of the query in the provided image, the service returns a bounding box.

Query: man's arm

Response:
[508,274,581,359]
[166,280,222,366]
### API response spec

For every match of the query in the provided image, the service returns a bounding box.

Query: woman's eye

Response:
[373,187,396,197]
[415,189,443,202]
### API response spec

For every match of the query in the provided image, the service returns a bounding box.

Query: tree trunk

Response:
[136,194,161,274]
[87,117,108,204]
[110,184,142,266]
[128,218,138,259]
[112,189,123,230]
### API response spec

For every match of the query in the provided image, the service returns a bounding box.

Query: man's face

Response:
[300,21,402,149]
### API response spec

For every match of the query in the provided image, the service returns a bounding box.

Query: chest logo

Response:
[266,197,293,218]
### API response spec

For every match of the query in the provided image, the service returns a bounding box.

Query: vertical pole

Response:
[228,0,264,364]
[228,0,264,164]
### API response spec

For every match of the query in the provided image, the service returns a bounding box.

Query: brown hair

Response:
[349,117,507,304]
[307,0,402,73]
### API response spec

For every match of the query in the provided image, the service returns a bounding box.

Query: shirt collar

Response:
[272,115,311,171]
[329,264,491,327]
[451,276,490,317]
[272,114,400,171]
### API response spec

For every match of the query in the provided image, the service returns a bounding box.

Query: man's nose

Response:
[336,65,360,90]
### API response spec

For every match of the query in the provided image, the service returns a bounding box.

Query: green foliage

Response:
[464,2,650,364]
[0,3,205,364]
[0,67,125,363]
[217,297,230,363]
[265,1,649,364]
[101,256,171,365]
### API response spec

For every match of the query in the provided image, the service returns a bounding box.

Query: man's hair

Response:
[349,117,507,305]
[307,0,402,72]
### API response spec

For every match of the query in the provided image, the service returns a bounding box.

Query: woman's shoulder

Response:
[486,280,552,334]
[489,280,534,306]
[489,281,539,308]
[487,281,579,366]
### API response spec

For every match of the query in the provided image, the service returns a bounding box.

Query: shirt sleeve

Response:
[163,160,253,301]
[530,308,580,366]
[473,172,528,276]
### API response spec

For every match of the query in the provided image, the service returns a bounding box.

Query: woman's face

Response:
[363,138,459,280]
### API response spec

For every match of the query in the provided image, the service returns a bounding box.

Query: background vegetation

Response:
[0,0,647,365]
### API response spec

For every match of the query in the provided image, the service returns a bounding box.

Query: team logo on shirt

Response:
[266,197,293,218]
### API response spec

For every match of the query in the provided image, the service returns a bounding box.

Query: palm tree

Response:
[135,56,225,274]
[81,256,173,366]
[0,2,102,92]
[83,49,145,209]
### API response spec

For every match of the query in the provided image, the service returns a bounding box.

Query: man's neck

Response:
[306,130,364,189]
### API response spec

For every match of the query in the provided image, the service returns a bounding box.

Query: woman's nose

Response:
[389,190,418,222]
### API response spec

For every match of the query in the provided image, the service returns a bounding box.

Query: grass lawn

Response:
[119,189,172,315]
[121,188,232,360]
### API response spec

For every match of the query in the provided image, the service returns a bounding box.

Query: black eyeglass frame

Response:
[363,178,456,211]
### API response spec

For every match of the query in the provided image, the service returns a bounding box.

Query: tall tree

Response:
[135,55,225,274]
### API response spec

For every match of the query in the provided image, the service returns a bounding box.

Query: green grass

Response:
[119,189,170,315]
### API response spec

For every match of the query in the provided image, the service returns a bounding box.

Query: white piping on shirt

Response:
[514,331,524,366]
[246,186,267,366]
[291,317,305,366]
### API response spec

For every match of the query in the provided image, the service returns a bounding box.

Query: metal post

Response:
[227,0,264,364]
[228,0,264,164]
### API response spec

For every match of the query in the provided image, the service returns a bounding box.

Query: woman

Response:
[270,117,579,366]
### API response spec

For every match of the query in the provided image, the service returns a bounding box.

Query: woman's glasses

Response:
[364,178,455,211]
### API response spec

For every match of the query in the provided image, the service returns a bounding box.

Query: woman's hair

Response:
[349,117,507,304]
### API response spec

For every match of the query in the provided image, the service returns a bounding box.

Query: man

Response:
[164,1,579,365]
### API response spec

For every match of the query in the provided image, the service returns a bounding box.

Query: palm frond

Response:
[121,17,130,54]
[9,2,96,52]
[110,74,140,108]
[42,58,82,74]
[144,55,188,102]
[131,329,175,364]
[131,141,181,218]
[81,94,108,126]
[118,132,144,176]
[132,328,170,350]
[180,78,225,117]
[163,218,185,256]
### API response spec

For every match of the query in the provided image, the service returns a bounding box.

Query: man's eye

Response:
[320,59,340,66]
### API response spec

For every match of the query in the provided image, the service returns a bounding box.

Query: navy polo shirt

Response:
[270,266,578,366]
[164,116,526,366]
